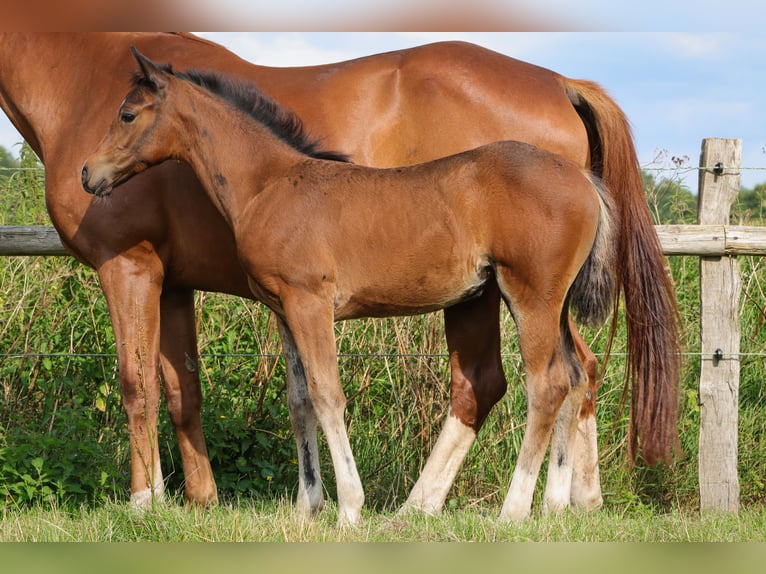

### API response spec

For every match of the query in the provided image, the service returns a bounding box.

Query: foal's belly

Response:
[332,254,492,321]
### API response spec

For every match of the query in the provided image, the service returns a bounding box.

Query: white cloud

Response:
[198,33,353,67]
[656,33,729,59]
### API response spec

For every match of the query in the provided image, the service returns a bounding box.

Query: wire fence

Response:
[3,157,766,364]
[0,350,763,360]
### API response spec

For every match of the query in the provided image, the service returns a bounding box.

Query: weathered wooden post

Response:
[697,137,742,513]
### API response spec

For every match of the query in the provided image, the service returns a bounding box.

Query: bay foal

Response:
[83,49,618,525]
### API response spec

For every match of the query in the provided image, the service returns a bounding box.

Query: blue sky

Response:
[2,32,765,189]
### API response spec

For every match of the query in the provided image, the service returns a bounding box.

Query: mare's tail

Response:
[563,78,681,465]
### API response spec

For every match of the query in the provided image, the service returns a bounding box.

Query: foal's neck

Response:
[173,83,305,229]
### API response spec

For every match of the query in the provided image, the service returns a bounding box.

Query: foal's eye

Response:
[120,111,136,123]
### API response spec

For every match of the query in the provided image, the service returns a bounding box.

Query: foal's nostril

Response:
[81,164,89,185]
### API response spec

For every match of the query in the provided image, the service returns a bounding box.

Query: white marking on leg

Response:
[279,318,325,518]
[499,360,567,523]
[130,479,164,508]
[294,422,324,518]
[402,412,476,515]
[543,388,582,515]
[570,414,603,510]
[279,311,363,528]
[324,424,364,527]
[500,465,537,522]
[543,448,573,515]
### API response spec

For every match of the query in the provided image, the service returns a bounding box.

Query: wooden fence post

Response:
[697,137,742,513]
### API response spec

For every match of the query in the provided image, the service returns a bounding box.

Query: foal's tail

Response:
[563,77,681,466]
[568,174,617,330]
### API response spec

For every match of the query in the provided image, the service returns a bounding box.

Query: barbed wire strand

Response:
[0,351,761,360]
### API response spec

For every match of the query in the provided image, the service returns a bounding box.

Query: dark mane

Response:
[133,66,350,163]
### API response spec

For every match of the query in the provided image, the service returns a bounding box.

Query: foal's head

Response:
[81,46,184,198]
[82,46,348,198]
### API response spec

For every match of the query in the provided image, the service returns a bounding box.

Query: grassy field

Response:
[3,148,766,541]
[2,496,766,542]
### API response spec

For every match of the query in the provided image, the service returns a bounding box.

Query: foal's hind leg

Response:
[158,288,217,506]
[542,317,588,515]
[500,324,571,521]
[277,318,325,519]
[497,274,572,521]
[403,282,507,514]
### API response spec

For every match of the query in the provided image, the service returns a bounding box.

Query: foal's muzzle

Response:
[80,164,92,192]
[81,163,111,197]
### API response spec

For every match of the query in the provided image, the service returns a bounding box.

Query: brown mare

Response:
[83,48,619,524]
[0,33,679,515]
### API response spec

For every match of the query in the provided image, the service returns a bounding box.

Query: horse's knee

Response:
[164,379,203,429]
[528,366,571,421]
[450,359,507,430]
[576,353,598,419]
[120,375,158,423]
[581,350,598,383]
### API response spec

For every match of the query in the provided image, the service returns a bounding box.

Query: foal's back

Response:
[254,139,595,246]
[242,139,601,321]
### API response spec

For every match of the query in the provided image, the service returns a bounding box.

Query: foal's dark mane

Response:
[133,65,350,162]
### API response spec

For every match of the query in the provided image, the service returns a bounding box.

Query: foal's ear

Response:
[130,45,169,91]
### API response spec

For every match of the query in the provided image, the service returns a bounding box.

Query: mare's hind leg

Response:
[158,288,217,505]
[403,281,507,514]
[277,318,325,519]
[568,318,604,511]
[98,256,164,507]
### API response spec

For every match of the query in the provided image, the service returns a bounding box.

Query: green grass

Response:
[2,496,766,542]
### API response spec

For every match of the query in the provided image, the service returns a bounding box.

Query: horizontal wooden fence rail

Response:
[0,138,754,515]
[656,225,766,256]
[0,225,66,255]
[5,224,766,258]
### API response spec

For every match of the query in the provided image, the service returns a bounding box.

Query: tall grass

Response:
[2,146,766,535]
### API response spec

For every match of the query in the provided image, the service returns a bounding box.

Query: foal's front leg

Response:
[280,295,364,527]
[277,318,325,519]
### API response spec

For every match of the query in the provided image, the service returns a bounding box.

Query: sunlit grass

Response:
[2,496,766,542]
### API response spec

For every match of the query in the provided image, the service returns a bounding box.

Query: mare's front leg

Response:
[158,288,217,506]
[403,281,507,514]
[98,255,165,506]
[277,318,325,519]
[279,292,364,527]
